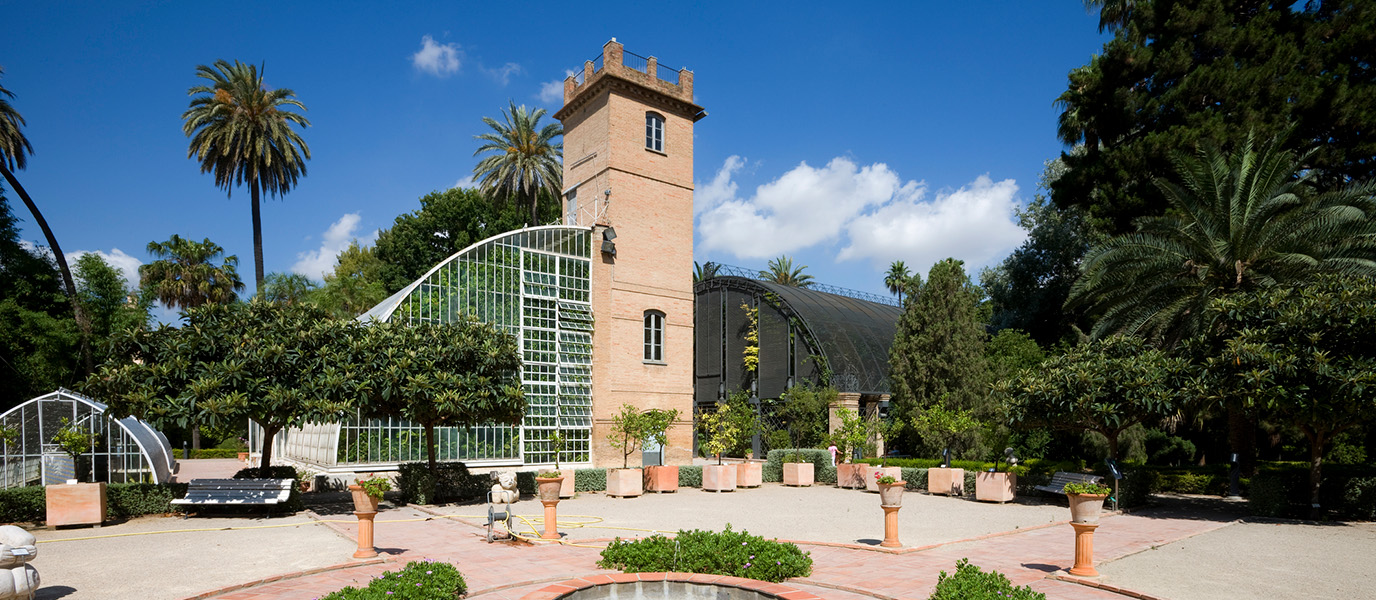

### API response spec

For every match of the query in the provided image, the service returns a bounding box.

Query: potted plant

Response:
[606,404,645,498]
[833,408,869,489]
[697,406,738,492]
[1064,481,1111,523]
[45,419,107,527]
[640,408,681,493]
[976,448,1018,503]
[875,472,906,507]
[549,431,575,498]
[915,406,977,496]
[535,470,565,503]
[349,475,391,513]
[725,395,762,489]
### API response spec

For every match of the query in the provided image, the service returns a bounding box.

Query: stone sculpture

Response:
[0,525,38,599]
[489,471,518,504]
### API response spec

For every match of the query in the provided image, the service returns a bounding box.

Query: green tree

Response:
[182,60,311,290]
[86,301,354,477]
[772,385,835,455]
[985,329,1045,386]
[1192,275,1376,517]
[0,67,91,373]
[639,408,681,467]
[74,253,150,364]
[1067,133,1376,345]
[140,235,245,311]
[888,258,990,456]
[373,187,554,294]
[759,255,814,288]
[260,272,316,306]
[346,319,525,479]
[1054,1,1376,234]
[0,188,77,410]
[996,336,1188,460]
[472,101,563,226]
[312,241,387,317]
[607,404,645,470]
[884,260,913,304]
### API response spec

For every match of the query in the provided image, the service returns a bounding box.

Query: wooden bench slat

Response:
[174,478,294,506]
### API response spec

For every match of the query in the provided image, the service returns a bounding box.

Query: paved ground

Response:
[22,483,1376,600]
[171,458,246,483]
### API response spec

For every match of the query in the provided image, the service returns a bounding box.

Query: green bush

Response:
[233,465,299,480]
[817,464,836,485]
[901,468,927,491]
[320,560,466,599]
[0,486,46,523]
[679,465,703,488]
[764,449,832,484]
[575,468,606,492]
[107,483,190,518]
[173,449,244,459]
[395,462,488,505]
[929,559,1046,600]
[597,525,812,583]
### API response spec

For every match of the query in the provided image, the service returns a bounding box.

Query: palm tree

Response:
[182,60,311,291]
[884,260,912,303]
[260,272,316,305]
[139,235,245,311]
[760,255,815,288]
[693,261,719,283]
[0,67,93,373]
[472,101,563,226]
[1068,132,1376,344]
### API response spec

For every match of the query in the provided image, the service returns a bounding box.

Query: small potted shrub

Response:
[697,408,738,492]
[45,419,107,527]
[640,408,681,493]
[917,406,977,496]
[1064,481,1111,523]
[875,472,906,507]
[535,470,565,503]
[549,431,575,498]
[606,404,645,498]
[349,475,391,513]
[833,408,869,489]
[725,396,763,489]
[782,447,814,487]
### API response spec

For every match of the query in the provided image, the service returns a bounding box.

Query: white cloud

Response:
[292,213,378,281]
[838,175,1026,271]
[16,241,142,289]
[695,157,1026,273]
[483,62,522,86]
[453,175,476,189]
[411,35,461,76]
[537,70,575,104]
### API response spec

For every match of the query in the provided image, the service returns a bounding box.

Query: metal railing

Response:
[591,53,604,73]
[657,66,679,85]
[704,263,900,307]
[622,50,649,74]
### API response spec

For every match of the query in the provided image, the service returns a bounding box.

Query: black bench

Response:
[171,478,293,511]
[1033,471,1103,496]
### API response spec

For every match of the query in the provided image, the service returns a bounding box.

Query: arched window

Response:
[644,310,665,362]
[645,112,664,152]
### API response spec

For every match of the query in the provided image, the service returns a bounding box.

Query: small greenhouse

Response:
[0,389,176,488]
[260,225,595,471]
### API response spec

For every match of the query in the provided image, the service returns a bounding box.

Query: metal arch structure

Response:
[0,388,175,488]
[694,276,902,399]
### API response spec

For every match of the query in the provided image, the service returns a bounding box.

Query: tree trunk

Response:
[529,187,538,226]
[1,164,93,374]
[251,185,265,292]
[259,424,280,478]
[424,423,439,503]
[1305,427,1326,521]
[1227,403,1257,475]
[191,427,200,451]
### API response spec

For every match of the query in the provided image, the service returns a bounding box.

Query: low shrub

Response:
[679,465,703,488]
[395,462,487,505]
[597,525,812,583]
[574,468,606,492]
[0,486,46,523]
[928,559,1046,600]
[816,464,836,485]
[233,465,299,480]
[320,560,466,599]
[901,467,927,491]
[764,449,832,484]
[173,449,243,459]
[107,482,189,518]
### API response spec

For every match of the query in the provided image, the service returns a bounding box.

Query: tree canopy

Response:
[759,255,814,288]
[1055,1,1376,234]
[472,101,563,226]
[140,234,245,311]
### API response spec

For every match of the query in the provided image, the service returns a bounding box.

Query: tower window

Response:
[566,188,578,225]
[644,310,664,363]
[646,113,664,153]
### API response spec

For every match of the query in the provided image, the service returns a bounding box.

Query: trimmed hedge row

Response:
[1247,467,1376,520]
[763,449,832,483]
[173,449,245,459]
[0,482,192,523]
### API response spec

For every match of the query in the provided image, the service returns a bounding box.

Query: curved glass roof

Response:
[698,276,902,395]
[0,389,175,487]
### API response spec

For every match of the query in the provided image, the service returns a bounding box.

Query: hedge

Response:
[1247,466,1376,520]
[0,482,192,523]
[173,449,244,459]
[679,465,703,488]
[763,449,832,483]
[574,468,606,492]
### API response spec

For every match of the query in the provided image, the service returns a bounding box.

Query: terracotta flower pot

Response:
[836,463,867,489]
[735,461,762,488]
[536,476,564,502]
[783,462,814,486]
[865,466,902,492]
[1068,493,1107,524]
[348,484,380,513]
[928,467,965,496]
[702,464,737,492]
[878,480,906,507]
[606,468,644,497]
[644,465,679,493]
[558,469,577,498]
[975,471,1016,503]
[237,452,249,462]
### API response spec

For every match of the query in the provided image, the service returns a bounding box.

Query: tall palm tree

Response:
[693,261,719,283]
[0,67,93,373]
[1067,132,1376,344]
[884,260,912,303]
[472,101,563,226]
[139,235,245,311]
[760,255,815,288]
[182,60,311,291]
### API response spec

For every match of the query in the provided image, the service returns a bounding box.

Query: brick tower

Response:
[555,39,706,467]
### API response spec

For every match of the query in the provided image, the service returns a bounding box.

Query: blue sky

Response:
[2,1,1108,307]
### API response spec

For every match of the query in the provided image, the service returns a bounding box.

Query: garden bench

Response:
[1033,472,1103,496]
[171,478,293,511]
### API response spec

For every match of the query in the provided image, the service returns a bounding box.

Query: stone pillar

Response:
[541,500,560,540]
[881,506,901,548]
[1068,523,1099,577]
[829,393,861,434]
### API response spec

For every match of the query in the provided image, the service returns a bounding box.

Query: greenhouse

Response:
[0,388,175,489]
[262,225,595,471]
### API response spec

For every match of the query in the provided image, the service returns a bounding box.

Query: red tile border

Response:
[1046,571,1170,600]
[516,572,828,600]
[181,556,392,600]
